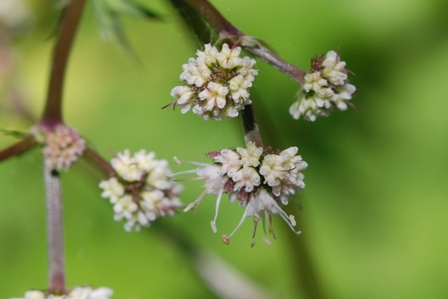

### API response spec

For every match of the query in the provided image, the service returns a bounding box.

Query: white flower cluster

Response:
[289,50,356,121]
[11,286,113,299]
[169,43,258,120]
[0,0,32,29]
[174,142,307,246]
[32,124,86,171]
[99,150,183,232]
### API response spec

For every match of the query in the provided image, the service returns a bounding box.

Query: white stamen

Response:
[289,214,296,226]
[211,220,217,233]
[183,190,207,212]
[227,209,249,240]
[211,189,224,233]
[262,236,272,245]
[271,200,300,233]
[173,156,181,166]
[170,169,198,177]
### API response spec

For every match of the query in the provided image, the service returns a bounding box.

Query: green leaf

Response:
[169,0,219,45]
[0,129,28,139]
[92,0,163,58]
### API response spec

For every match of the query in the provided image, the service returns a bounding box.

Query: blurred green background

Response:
[1,0,448,298]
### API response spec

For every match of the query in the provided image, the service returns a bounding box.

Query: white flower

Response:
[170,85,194,113]
[67,287,113,299]
[303,72,327,93]
[232,166,260,192]
[322,50,348,86]
[214,149,242,176]
[12,286,113,299]
[113,195,138,221]
[290,50,356,121]
[236,141,263,167]
[0,0,32,29]
[174,144,307,245]
[99,178,124,204]
[33,124,86,171]
[168,43,258,120]
[99,150,183,232]
[215,43,242,69]
[110,150,143,182]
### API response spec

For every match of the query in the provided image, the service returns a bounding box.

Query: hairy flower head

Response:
[173,142,307,246]
[290,50,356,121]
[31,124,86,171]
[99,150,183,232]
[167,43,258,120]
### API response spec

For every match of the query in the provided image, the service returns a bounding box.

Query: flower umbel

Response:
[32,124,86,171]
[99,150,183,232]
[11,286,113,299]
[289,50,356,121]
[174,142,307,246]
[167,43,258,120]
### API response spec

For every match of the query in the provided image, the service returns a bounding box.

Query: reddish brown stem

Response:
[83,148,116,178]
[40,0,87,127]
[0,135,36,163]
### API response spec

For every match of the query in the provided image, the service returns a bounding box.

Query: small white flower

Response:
[290,50,356,121]
[113,195,138,220]
[99,150,183,232]
[236,141,263,167]
[168,43,258,120]
[170,86,194,113]
[110,150,142,182]
[99,178,124,204]
[0,0,32,29]
[303,72,327,93]
[322,50,348,86]
[12,286,113,299]
[174,144,307,245]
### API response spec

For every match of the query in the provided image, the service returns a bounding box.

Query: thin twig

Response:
[0,135,36,163]
[82,148,116,178]
[245,46,306,84]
